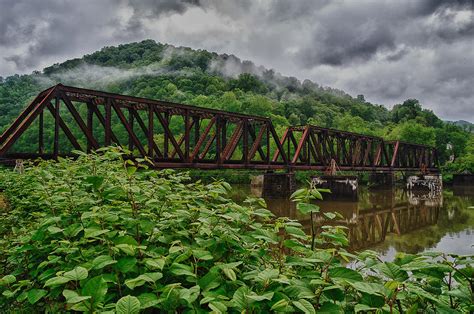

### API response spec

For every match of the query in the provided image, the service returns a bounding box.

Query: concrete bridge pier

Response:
[368,172,395,189]
[311,175,358,201]
[251,173,297,199]
[453,172,474,196]
[407,174,442,193]
[453,172,474,186]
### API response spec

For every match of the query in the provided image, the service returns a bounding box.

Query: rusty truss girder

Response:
[271,126,438,172]
[0,84,439,172]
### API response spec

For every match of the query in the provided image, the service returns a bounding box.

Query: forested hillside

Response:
[0,40,472,175]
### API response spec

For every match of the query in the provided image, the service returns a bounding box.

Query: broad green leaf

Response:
[320,232,349,246]
[350,282,384,296]
[209,301,227,314]
[360,292,385,308]
[63,289,91,304]
[193,249,213,261]
[406,284,442,304]
[318,302,343,313]
[310,189,323,200]
[145,258,165,270]
[293,299,316,314]
[127,166,137,176]
[124,272,163,289]
[378,262,408,281]
[92,255,117,269]
[355,304,379,312]
[44,276,70,287]
[117,257,137,273]
[323,212,336,219]
[290,188,307,200]
[114,235,139,246]
[232,286,250,310]
[180,285,200,304]
[297,202,320,214]
[27,289,47,304]
[116,295,140,314]
[64,266,88,281]
[81,276,108,304]
[85,175,104,190]
[271,299,290,311]
[322,285,345,301]
[222,268,236,281]
[170,263,196,277]
[329,267,363,282]
[84,228,109,238]
[285,225,307,238]
[255,268,279,284]
[317,188,331,193]
[47,226,63,234]
[115,244,136,256]
[137,293,160,309]
[0,275,16,286]
[246,292,274,301]
[198,269,221,291]
[252,229,278,243]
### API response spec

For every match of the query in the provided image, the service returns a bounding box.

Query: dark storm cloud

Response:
[126,0,200,16]
[0,0,472,121]
[416,0,473,15]
[299,21,396,66]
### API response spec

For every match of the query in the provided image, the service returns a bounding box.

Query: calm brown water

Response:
[229,184,474,257]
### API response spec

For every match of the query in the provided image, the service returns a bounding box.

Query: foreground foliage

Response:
[0,149,472,313]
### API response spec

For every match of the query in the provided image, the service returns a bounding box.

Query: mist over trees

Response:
[0,40,472,175]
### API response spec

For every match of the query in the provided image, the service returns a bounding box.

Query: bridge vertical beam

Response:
[193,116,200,147]
[148,106,154,158]
[163,112,170,158]
[53,97,60,158]
[336,137,341,165]
[87,102,94,153]
[105,98,112,146]
[128,108,134,153]
[243,120,249,164]
[390,141,399,168]
[221,119,227,150]
[216,115,222,164]
[266,125,270,165]
[185,110,190,162]
[38,111,44,154]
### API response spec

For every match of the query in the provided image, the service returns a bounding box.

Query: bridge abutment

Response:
[368,172,395,189]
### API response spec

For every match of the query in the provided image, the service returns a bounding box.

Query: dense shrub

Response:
[0,149,472,313]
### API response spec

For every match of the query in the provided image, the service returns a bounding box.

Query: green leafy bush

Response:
[0,148,472,313]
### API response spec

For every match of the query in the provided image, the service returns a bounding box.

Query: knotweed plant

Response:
[0,148,472,313]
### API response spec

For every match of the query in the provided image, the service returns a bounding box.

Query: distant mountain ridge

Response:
[0,39,472,169]
[447,120,473,132]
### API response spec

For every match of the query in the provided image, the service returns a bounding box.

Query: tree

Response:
[229,73,268,94]
[386,120,436,146]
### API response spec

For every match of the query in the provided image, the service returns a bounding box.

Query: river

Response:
[229,184,474,258]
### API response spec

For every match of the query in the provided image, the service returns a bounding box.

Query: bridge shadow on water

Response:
[231,184,474,256]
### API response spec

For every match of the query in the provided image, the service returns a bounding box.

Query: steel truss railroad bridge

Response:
[0,84,438,173]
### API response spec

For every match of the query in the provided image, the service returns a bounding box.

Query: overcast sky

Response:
[0,0,473,121]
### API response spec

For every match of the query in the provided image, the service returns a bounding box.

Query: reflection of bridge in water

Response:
[262,188,442,251]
